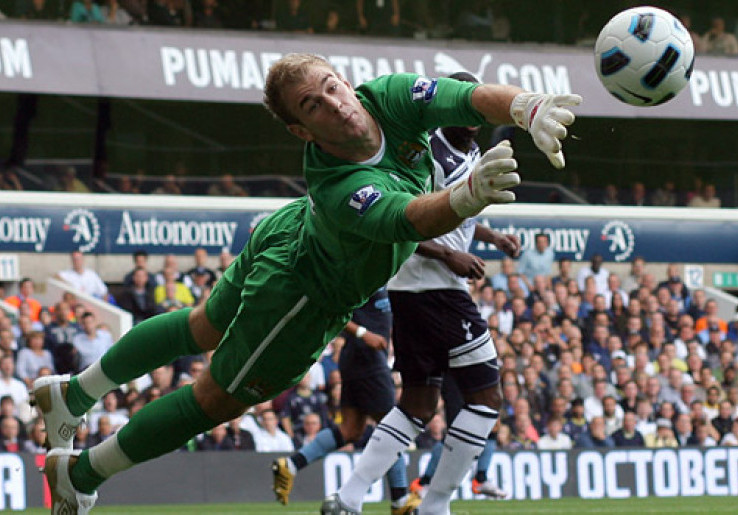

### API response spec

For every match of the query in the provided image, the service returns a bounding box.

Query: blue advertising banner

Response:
[1,193,736,263]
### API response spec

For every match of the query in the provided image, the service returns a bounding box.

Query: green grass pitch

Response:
[22,496,738,514]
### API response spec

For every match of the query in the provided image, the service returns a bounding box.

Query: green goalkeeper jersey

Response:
[291,73,485,313]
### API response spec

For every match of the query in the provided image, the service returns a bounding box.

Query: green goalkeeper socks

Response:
[71,384,216,494]
[65,308,201,416]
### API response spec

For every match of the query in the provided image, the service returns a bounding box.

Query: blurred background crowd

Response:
[2,241,738,456]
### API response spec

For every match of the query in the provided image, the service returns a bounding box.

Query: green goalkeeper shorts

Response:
[205,200,349,406]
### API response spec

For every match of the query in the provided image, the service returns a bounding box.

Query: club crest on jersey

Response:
[411,77,438,103]
[398,141,427,168]
[349,185,382,215]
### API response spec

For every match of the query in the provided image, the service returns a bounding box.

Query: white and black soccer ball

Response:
[594,6,695,106]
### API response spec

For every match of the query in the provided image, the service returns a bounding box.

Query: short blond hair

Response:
[263,53,336,125]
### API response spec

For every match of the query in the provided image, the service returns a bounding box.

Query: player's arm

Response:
[473,224,521,258]
[416,240,486,279]
[344,320,387,350]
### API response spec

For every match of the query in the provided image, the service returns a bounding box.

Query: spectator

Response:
[577,253,609,295]
[720,418,738,446]
[0,416,26,452]
[551,257,573,288]
[253,409,294,452]
[625,181,648,206]
[294,411,323,448]
[57,251,108,299]
[206,173,246,196]
[645,418,678,448]
[116,267,157,325]
[24,418,47,454]
[216,250,234,280]
[703,17,738,56]
[563,397,587,442]
[695,299,727,335]
[357,0,400,36]
[517,233,554,287]
[536,416,572,450]
[275,0,312,33]
[611,411,645,447]
[622,256,646,294]
[692,420,718,447]
[0,396,27,440]
[198,423,236,451]
[635,397,656,438]
[603,273,628,311]
[227,417,256,451]
[154,267,195,308]
[602,395,623,436]
[187,248,217,288]
[148,0,190,26]
[16,331,55,388]
[575,416,614,448]
[100,0,132,24]
[4,278,42,322]
[72,311,114,371]
[123,250,156,288]
[141,364,176,399]
[711,400,734,439]
[69,0,104,22]
[279,373,329,442]
[511,413,537,449]
[88,391,129,433]
[651,180,678,207]
[194,0,222,28]
[86,415,116,447]
[44,300,80,361]
[0,169,23,191]
[688,183,721,208]
[152,174,183,194]
[674,413,697,446]
[0,356,31,423]
[21,0,56,20]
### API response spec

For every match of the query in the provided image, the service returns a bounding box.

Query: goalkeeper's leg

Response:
[64,305,223,417]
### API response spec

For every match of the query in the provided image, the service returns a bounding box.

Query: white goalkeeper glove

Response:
[510,92,582,169]
[449,140,520,219]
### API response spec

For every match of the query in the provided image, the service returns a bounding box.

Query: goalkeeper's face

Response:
[284,65,373,146]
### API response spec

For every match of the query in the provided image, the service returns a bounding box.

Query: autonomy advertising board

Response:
[7,448,738,508]
[1,202,737,264]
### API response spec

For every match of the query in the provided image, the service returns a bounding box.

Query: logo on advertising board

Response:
[63,208,100,253]
[249,212,271,233]
[600,220,635,262]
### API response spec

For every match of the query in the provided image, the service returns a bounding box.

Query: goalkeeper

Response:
[34,53,580,513]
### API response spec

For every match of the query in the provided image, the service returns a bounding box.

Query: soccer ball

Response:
[594,6,695,106]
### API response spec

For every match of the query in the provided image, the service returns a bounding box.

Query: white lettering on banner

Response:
[652,449,679,497]
[496,63,571,94]
[210,50,240,88]
[115,211,237,250]
[160,47,428,89]
[0,216,51,251]
[679,448,705,496]
[477,222,590,260]
[577,452,605,499]
[0,38,32,79]
[540,452,568,499]
[323,448,738,502]
[705,448,729,496]
[514,452,542,499]
[604,450,630,498]
[628,450,652,497]
[0,454,25,510]
[729,448,738,495]
[690,68,738,108]
[161,46,184,86]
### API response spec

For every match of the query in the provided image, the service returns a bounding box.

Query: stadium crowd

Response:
[2,245,738,457]
[1,1,736,54]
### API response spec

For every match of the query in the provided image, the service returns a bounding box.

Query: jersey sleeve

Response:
[319,171,425,243]
[360,74,487,132]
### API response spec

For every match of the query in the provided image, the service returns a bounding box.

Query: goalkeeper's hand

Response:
[510,92,582,169]
[449,140,520,219]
